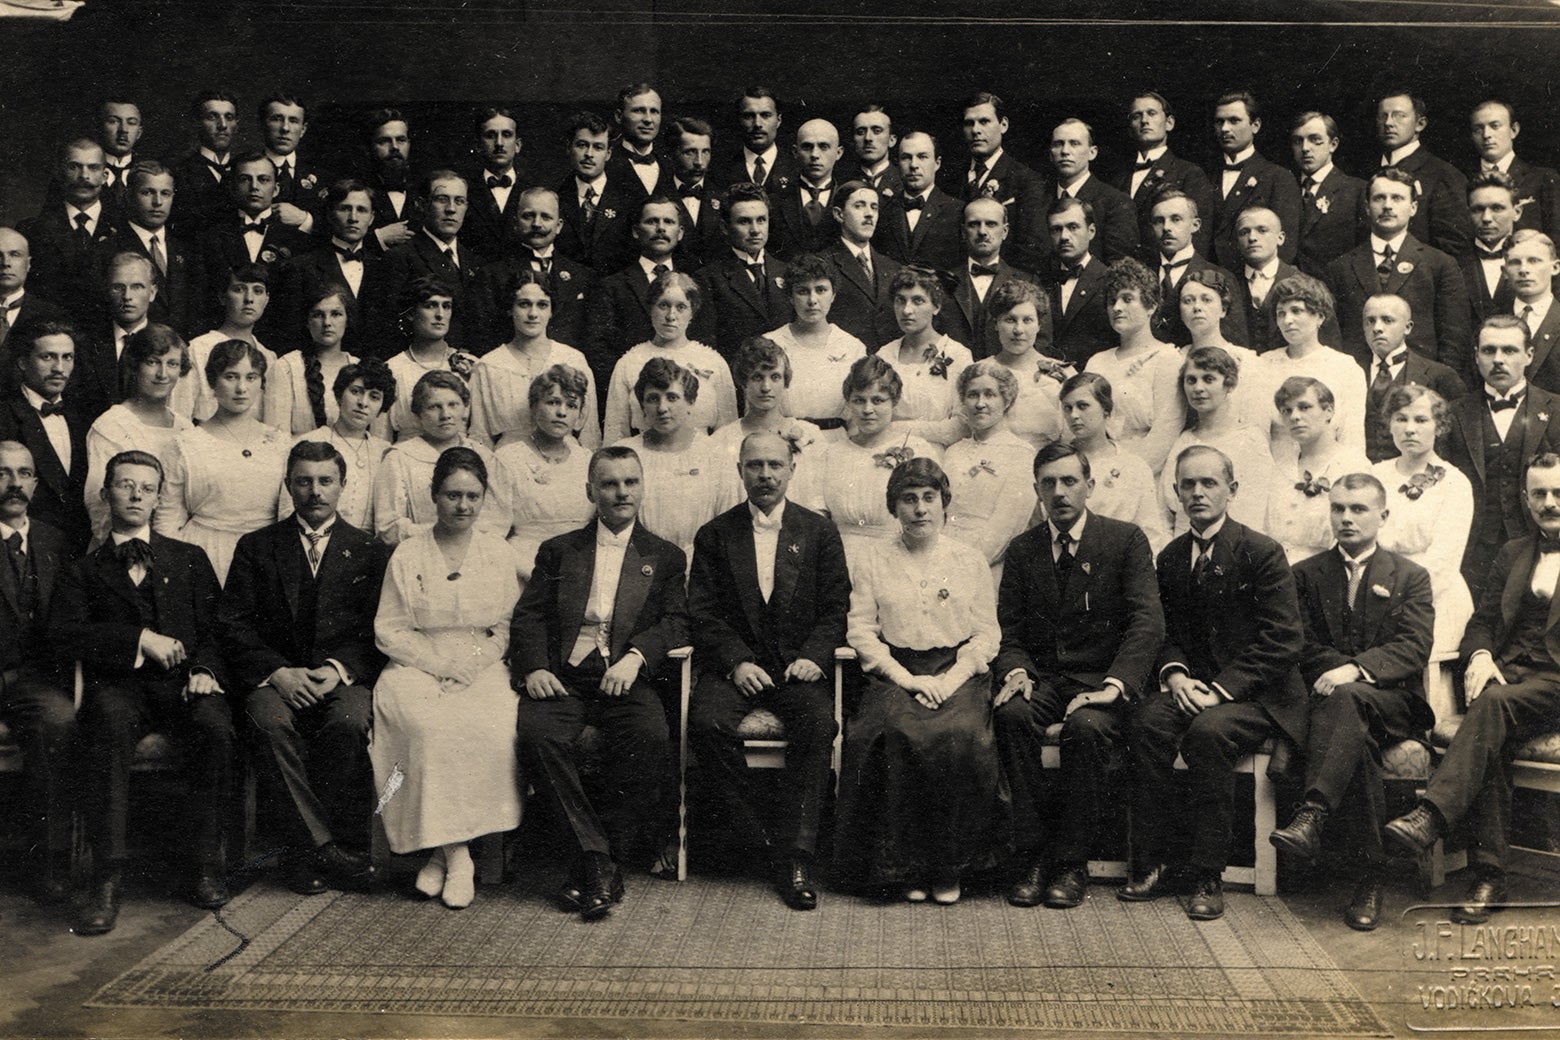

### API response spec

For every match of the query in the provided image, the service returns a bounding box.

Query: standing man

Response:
[1359,293,1466,463]
[555,112,637,276]
[842,104,903,197]
[259,93,330,230]
[687,431,849,909]
[170,90,240,234]
[361,109,418,254]
[1147,190,1246,346]
[1376,90,1473,258]
[73,253,156,418]
[1048,118,1137,264]
[769,119,844,260]
[0,227,68,356]
[1208,90,1301,272]
[585,196,701,389]
[696,182,791,360]
[510,445,688,920]
[712,87,798,195]
[472,186,595,352]
[1276,474,1435,930]
[1469,100,1560,239]
[0,320,90,551]
[195,152,313,335]
[1238,205,1301,353]
[1503,230,1560,393]
[825,180,902,350]
[939,198,1035,359]
[462,106,525,261]
[874,130,964,276]
[1045,196,1113,367]
[958,91,1050,274]
[1464,171,1523,327]
[1112,91,1215,261]
[107,161,195,337]
[993,444,1163,909]
[97,99,144,207]
[220,440,388,895]
[21,138,121,325]
[381,170,488,354]
[665,116,723,271]
[607,83,671,201]
[274,177,395,356]
[1290,111,1368,280]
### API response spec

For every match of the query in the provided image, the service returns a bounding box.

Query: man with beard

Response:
[362,109,418,253]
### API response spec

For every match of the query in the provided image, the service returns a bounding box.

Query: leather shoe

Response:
[1118,863,1172,902]
[777,858,818,911]
[1450,873,1509,925]
[286,853,329,896]
[313,842,377,890]
[1186,874,1224,921]
[580,855,624,921]
[31,856,71,905]
[1270,803,1328,861]
[1383,803,1442,857]
[1344,877,1383,931]
[1007,862,1046,908]
[555,861,586,913]
[191,867,230,910]
[75,872,122,936]
[1043,864,1089,909]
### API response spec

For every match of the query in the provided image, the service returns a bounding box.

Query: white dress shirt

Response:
[744,145,779,186]
[575,173,607,211]
[1516,292,1553,337]
[1057,170,1091,199]
[1370,231,1409,268]
[751,499,785,602]
[128,223,167,269]
[1482,152,1516,175]
[1487,379,1528,441]
[1382,141,1422,167]
[638,254,673,283]
[0,516,30,553]
[970,147,1005,187]
[1221,146,1255,198]
[1245,256,1281,307]
[621,146,662,195]
[570,520,635,666]
[1533,540,1560,599]
[332,236,365,295]
[484,166,516,215]
[242,207,275,262]
[199,147,229,181]
[969,259,996,302]
[20,385,71,474]
[1059,253,1090,313]
[1370,348,1409,387]
[1131,145,1168,198]
[113,318,149,361]
[110,525,153,587]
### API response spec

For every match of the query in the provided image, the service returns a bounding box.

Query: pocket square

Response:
[1371,584,1391,599]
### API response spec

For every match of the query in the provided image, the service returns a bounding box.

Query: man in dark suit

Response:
[555,111,637,277]
[1385,452,1560,924]
[259,93,330,230]
[1239,206,1341,354]
[1208,91,1301,272]
[1360,293,1466,462]
[274,177,395,357]
[195,152,314,337]
[825,181,901,350]
[994,444,1163,909]
[1122,444,1306,921]
[169,90,240,236]
[696,182,791,360]
[1045,197,1113,367]
[0,227,67,361]
[381,170,488,354]
[0,319,90,551]
[1276,474,1435,930]
[1504,230,1560,393]
[510,445,688,920]
[460,106,525,262]
[1326,169,1471,375]
[361,109,418,254]
[1444,314,1560,601]
[1048,119,1137,265]
[873,130,963,277]
[472,187,594,352]
[1290,112,1368,281]
[221,441,388,895]
[1376,91,1473,259]
[71,252,156,419]
[769,118,844,260]
[1113,91,1216,261]
[52,449,235,934]
[842,104,903,198]
[1469,100,1560,240]
[957,91,1051,274]
[96,99,143,209]
[607,83,672,202]
[939,197,1036,359]
[1147,190,1247,346]
[710,86,800,196]
[664,116,723,271]
[104,161,195,337]
[687,431,849,909]
[21,138,122,327]
[1464,171,1522,328]
[0,441,75,902]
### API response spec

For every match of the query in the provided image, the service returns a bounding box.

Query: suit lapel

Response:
[835,244,874,299]
[558,528,595,649]
[912,192,942,251]
[0,542,21,620]
[727,258,765,316]
[1358,551,1398,643]
[1517,391,1546,465]
[953,272,978,332]
[13,399,68,495]
[728,511,767,632]
[610,528,656,660]
[94,543,142,611]
[1530,308,1560,375]
[1318,551,1350,647]
[1352,244,1381,296]
[280,524,306,619]
[771,507,802,617]
[1502,541,1536,639]
[1380,239,1420,295]
[629,267,654,321]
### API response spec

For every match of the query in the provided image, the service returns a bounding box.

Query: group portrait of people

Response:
[3,73,1558,944]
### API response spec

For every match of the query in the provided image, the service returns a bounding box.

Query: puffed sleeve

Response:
[710,357,740,431]
[602,355,636,445]
[84,420,122,546]
[845,547,916,689]
[575,367,603,448]
[373,448,418,546]
[153,435,192,538]
[263,352,297,436]
[1138,350,1186,475]
[466,362,501,446]
[949,543,1000,683]
[373,541,446,675]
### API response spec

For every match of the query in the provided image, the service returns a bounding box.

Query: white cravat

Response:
[751,500,784,603]
[570,521,634,666]
[20,385,70,475]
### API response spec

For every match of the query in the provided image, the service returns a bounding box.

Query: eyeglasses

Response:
[110,480,161,497]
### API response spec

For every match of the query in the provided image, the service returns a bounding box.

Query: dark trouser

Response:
[1462,536,1503,606]
[1423,665,1560,872]
[245,682,374,852]
[515,654,669,860]
[1,670,76,855]
[1130,692,1273,873]
[994,674,1127,864]
[687,670,837,858]
[1303,682,1422,868]
[77,678,236,870]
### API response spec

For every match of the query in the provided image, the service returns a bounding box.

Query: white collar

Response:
[745,144,779,168]
[244,206,275,225]
[861,158,890,178]
[114,318,149,340]
[1305,162,1334,185]
[199,146,229,165]
[749,498,786,529]
[265,150,296,169]
[732,247,767,266]
[1487,379,1528,401]
[1048,511,1088,544]
[1,289,24,310]
[1383,141,1421,165]
[297,515,336,537]
[330,236,361,255]
[66,200,102,223]
[969,256,1001,274]
[20,384,60,410]
[105,153,132,169]
[575,173,607,195]
[1483,152,1516,173]
[840,237,873,259]
[1190,515,1228,542]
[1245,256,1281,279]
[974,146,1004,171]
[1138,145,1168,163]
[1162,244,1196,267]
[1374,347,1410,369]
[639,255,673,280]
[1058,170,1091,196]
[595,519,635,547]
[0,517,28,544]
[423,228,458,254]
[111,525,152,546]
[1370,231,1409,254]
[1224,145,1256,166]
[1518,292,1554,318]
[129,222,162,249]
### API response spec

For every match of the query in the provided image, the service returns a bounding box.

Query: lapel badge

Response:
[1080,561,1092,575]
[1371,583,1391,599]
[1396,261,1414,274]
[938,588,950,600]
[1315,196,1331,214]
[1245,176,1258,188]
[787,543,800,554]
[342,549,351,558]
[641,564,653,576]
[1541,412,1551,422]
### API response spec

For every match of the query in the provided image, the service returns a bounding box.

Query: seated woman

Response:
[1159,345,1273,538]
[814,354,940,572]
[468,270,600,448]
[1264,376,1371,563]
[370,446,524,910]
[603,272,738,443]
[373,370,506,546]
[1059,372,1167,554]
[1256,273,1368,459]
[285,358,395,533]
[834,457,1003,905]
[267,283,379,438]
[383,276,479,440]
[707,336,824,510]
[1179,269,1265,430]
[1085,258,1184,475]
[763,253,867,427]
[942,359,1038,577]
[493,364,596,586]
[872,266,973,422]
[1372,384,1475,657]
[614,357,734,561]
[173,262,280,427]
[85,324,195,546]
[155,340,289,584]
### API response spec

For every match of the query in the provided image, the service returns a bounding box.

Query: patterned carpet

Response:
[88,872,1391,1034]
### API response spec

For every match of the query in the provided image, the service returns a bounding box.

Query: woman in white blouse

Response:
[942,360,1037,577]
[494,364,595,586]
[1179,269,1265,430]
[266,284,368,438]
[1264,376,1371,563]
[707,336,824,511]
[173,262,279,426]
[1258,274,1368,459]
[1085,258,1184,475]
[872,266,973,422]
[1059,372,1167,554]
[1159,345,1274,537]
[382,277,479,440]
[834,457,1003,905]
[285,358,394,533]
[764,253,866,426]
[985,280,1070,450]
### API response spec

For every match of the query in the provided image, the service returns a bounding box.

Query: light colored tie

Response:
[150,234,167,277]
[1522,304,1537,335]
[1345,558,1364,609]
[304,531,324,573]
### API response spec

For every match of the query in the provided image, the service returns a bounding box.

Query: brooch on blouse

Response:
[780,425,814,456]
[873,442,916,469]
[925,346,955,379]
[449,351,477,379]
[1399,464,1445,501]
[1033,356,1070,384]
[1295,471,1332,497]
[938,588,950,600]
[968,460,997,478]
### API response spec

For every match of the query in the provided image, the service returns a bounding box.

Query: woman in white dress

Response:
[764,253,866,426]
[707,336,824,510]
[85,324,195,546]
[493,363,595,585]
[266,284,371,437]
[603,272,738,443]
[173,262,280,427]
[370,446,523,910]
[284,358,394,533]
[383,276,479,440]
[468,270,599,448]
[942,359,1037,576]
[373,369,505,546]
[614,357,733,561]
[1264,376,1372,563]
[1159,345,1274,537]
[154,340,288,584]
[1372,384,1475,657]
[873,267,973,422]
[1179,268,1265,429]
[1085,258,1184,475]
[815,354,940,572]
[1258,274,1368,459]
[1059,372,1167,554]
[985,280,1070,450]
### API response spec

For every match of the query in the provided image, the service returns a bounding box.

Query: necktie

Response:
[803,183,829,225]
[205,155,228,177]
[1377,243,1396,287]
[441,245,458,269]
[971,262,1000,278]
[651,262,670,280]
[1344,557,1365,611]
[1476,241,1507,259]
[335,244,363,263]
[0,300,16,347]
[581,186,598,223]
[1054,530,1074,582]
[243,217,269,235]
[902,195,925,212]
[5,531,35,612]
[751,154,767,186]
[37,400,65,418]
[1522,304,1536,335]
[1489,392,1522,413]
[1247,267,1269,305]
[1058,262,1081,282]
[303,529,325,572]
[1302,177,1317,208]
[1372,352,1404,397]
[116,538,153,574]
[1224,159,1246,172]
[149,234,167,277]
[277,162,294,196]
[858,249,874,283]
[531,253,553,278]
[1161,257,1189,300]
[5,530,24,578]
[486,173,512,189]
[1133,160,1154,171]
[1192,534,1214,586]
[73,211,91,243]
[627,151,656,167]
[746,261,765,286]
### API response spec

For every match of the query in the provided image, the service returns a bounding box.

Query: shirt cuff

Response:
[1158,663,1189,686]
[133,629,150,670]
[1103,676,1126,698]
[1352,662,1375,685]
[298,213,315,235]
[1212,681,1234,702]
[1004,668,1029,684]
[325,658,352,687]
[624,647,646,665]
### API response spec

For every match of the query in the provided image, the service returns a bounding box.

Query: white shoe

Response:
[441,845,475,909]
[932,880,961,905]
[904,885,929,903]
[414,849,446,899]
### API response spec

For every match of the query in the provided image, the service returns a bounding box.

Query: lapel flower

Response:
[1245,176,1258,188]
[602,208,617,220]
[775,275,786,290]
[260,248,277,263]
[1080,560,1092,575]
[342,548,352,559]
[1396,261,1414,275]
[982,178,1002,199]
[1521,194,1538,208]
[690,365,714,381]
[1542,412,1552,422]
[558,269,572,281]
[968,460,997,478]
[937,587,950,600]
[882,187,895,198]
[449,351,477,379]
[925,346,955,379]
[1295,471,1332,497]
[780,423,814,456]
[787,543,800,554]
[1399,464,1445,500]
[641,563,653,576]
[710,198,721,211]
[1213,564,1226,578]
[873,439,916,469]
[1371,583,1392,599]
[300,173,317,191]
[1315,196,1331,214]
[1151,168,1165,180]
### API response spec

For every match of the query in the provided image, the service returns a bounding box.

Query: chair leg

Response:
[677,651,691,882]
[1252,753,1277,896]
[476,832,505,884]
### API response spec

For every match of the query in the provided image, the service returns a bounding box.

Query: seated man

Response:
[687,431,850,910]
[1385,452,1560,924]
[1123,445,1306,921]
[1275,474,1434,930]
[220,441,389,895]
[993,443,1163,909]
[509,445,688,920]
[50,449,233,935]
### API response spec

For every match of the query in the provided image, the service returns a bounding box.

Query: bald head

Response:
[795,119,843,186]
[739,430,794,511]
[1363,293,1414,357]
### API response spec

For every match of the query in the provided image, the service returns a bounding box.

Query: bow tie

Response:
[1476,241,1508,259]
[626,150,658,167]
[37,400,65,418]
[970,262,1000,278]
[1541,539,1560,554]
[242,217,270,234]
[486,174,512,189]
[1133,161,1154,171]
[335,244,363,262]
[1489,392,1523,412]
[675,180,703,199]
[115,538,153,570]
[1223,159,1247,172]
[204,155,229,172]
[1058,262,1082,281]
[1161,256,1192,271]
[902,195,926,211]
[1379,351,1408,369]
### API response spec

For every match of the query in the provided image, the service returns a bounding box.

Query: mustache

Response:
[0,488,29,505]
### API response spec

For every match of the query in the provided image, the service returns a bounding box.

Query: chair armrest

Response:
[73,661,83,711]
[667,645,693,660]
[834,647,857,661]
